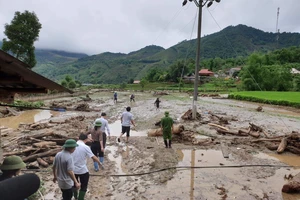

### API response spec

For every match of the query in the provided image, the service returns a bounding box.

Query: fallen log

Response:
[210,113,228,124]
[147,125,184,137]
[249,123,263,132]
[277,137,288,153]
[37,158,49,167]
[238,129,260,138]
[216,129,248,136]
[23,148,61,162]
[19,137,43,145]
[265,143,279,151]
[286,146,300,155]
[23,130,54,140]
[43,156,54,164]
[33,141,57,148]
[208,123,229,131]
[3,147,37,156]
[251,138,282,143]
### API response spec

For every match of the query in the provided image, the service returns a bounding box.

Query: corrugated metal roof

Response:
[0,50,73,94]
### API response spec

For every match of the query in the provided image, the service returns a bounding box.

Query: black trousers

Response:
[74,172,89,192]
[99,133,106,157]
[61,188,72,200]
[91,141,101,157]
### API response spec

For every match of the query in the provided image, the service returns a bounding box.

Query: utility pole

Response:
[182,0,221,119]
[276,7,280,45]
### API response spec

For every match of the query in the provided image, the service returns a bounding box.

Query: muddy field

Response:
[1,91,300,200]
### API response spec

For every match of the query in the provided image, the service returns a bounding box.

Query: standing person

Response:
[94,112,111,165]
[72,133,102,200]
[118,106,135,143]
[87,121,104,171]
[154,97,161,110]
[113,91,118,104]
[130,94,135,102]
[53,139,80,200]
[161,111,174,148]
[0,155,26,182]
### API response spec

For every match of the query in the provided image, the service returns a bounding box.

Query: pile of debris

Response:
[181,109,201,120]
[2,130,76,169]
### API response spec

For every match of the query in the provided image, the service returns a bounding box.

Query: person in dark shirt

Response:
[154,98,161,110]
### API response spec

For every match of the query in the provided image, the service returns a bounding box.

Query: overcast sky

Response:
[0,0,300,55]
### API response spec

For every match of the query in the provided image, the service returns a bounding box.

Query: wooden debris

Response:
[181,109,201,120]
[33,141,57,148]
[3,147,37,156]
[216,129,248,136]
[147,125,184,137]
[256,106,263,112]
[208,123,229,131]
[23,148,61,162]
[265,143,279,151]
[37,158,49,167]
[277,137,287,153]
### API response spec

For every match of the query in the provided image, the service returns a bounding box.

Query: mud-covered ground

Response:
[1,91,300,200]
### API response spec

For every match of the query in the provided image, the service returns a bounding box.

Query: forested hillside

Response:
[3,24,300,84]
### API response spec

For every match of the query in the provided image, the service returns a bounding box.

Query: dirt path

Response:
[1,91,300,200]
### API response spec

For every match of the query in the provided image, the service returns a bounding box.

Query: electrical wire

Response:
[24,164,298,177]
[206,7,292,132]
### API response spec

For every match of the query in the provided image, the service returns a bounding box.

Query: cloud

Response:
[0,0,299,55]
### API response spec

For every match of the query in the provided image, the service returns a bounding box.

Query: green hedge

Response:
[228,94,300,108]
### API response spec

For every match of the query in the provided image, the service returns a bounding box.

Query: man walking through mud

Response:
[118,106,135,143]
[52,139,80,200]
[72,134,102,200]
[161,111,174,148]
[95,112,111,165]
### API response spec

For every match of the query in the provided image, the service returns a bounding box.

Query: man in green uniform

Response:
[161,111,174,148]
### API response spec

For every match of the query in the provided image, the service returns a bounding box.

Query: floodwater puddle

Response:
[0,109,54,129]
[107,145,131,175]
[108,120,147,137]
[144,149,300,199]
[255,152,300,168]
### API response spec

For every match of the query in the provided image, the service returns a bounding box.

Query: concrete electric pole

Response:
[182,0,221,119]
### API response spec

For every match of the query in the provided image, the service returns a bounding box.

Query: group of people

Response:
[0,94,173,200]
[113,91,136,103]
[51,106,138,200]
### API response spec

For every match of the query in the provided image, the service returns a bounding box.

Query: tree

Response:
[140,79,147,90]
[2,10,42,68]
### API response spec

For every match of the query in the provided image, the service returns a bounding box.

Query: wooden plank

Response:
[221,142,229,158]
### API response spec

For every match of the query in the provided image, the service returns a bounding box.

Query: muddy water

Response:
[109,120,147,137]
[144,149,300,200]
[255,153,300,168]
[0,110,54,129]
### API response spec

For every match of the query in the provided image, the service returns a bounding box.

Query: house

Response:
[133,80,140,84]
[228,67,241,77]
[199,69,214,76]
[291,68,300,74]
[0,50,72,103]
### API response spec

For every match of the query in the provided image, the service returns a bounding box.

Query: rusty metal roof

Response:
[0,50,73,94]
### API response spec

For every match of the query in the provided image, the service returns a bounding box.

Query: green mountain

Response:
[4,24,300,84]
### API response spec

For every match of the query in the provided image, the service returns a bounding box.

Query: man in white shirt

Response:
[118,107,135,143]
[94,112,111,165]
[71,134,102,200]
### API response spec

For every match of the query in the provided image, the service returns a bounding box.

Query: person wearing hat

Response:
[71,133,102,200]
[0,155,26,182]
[161,111,174,148]
[53,139,81,200]
[118,106,135,143]
[86,120,104,171]
[94,112,111,166]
